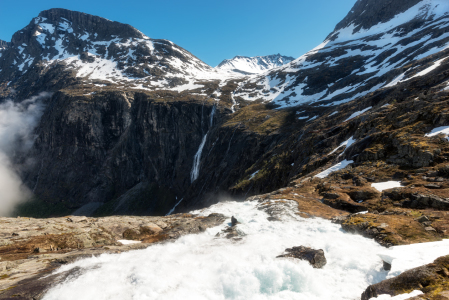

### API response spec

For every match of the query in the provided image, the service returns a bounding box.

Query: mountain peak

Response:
[36,8,145,40]
[216,54,295,74]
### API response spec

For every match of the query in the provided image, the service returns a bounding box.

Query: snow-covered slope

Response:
[215,54,294,74]
[0,9,242,92]
[235,0,449,108]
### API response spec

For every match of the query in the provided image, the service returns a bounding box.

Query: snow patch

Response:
[370,290,423,300]
[425,125,449,140]
[344,107,372,122]
[371,181,402,192]
[329,136,356,155]
[378,239,449,279]
[315,160,354,178]
[117,240,142,245]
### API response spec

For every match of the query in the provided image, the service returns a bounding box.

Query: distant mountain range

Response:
[215,54,295,74]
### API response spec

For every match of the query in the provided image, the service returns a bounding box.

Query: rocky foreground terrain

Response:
[0,212,226,298]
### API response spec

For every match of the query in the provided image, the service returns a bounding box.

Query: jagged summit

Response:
[216,54,294,74]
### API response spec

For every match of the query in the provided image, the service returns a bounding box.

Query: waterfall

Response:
[190,105,216,183]
[165,198,184,216]
[190,134,208,182]
[209,105,216,127]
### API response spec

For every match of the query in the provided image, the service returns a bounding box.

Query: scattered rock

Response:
[231,216,238,226]
[277,246,327,268]
[416,215,430,223]
[424,183,441,189]
[427,171,439,177]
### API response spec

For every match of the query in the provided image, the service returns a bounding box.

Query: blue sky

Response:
[0,0,357,66]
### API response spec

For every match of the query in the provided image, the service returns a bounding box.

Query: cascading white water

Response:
[190,105,216,183]
[42,199,388,300]
[190,133,208,182]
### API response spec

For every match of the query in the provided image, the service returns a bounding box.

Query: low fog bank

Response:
[0,92,51,216]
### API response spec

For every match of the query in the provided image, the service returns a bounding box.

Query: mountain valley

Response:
[1,0,449,299]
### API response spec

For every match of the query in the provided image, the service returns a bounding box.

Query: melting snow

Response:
[371,181,402,192]
[315,160,354,178]
[329,136,356,155]
[344,107,372,122]
[409,57,447,80]
[117,240,142,245]
[378,239,449,279]
[425,125,449,140]
[370,290,423,300]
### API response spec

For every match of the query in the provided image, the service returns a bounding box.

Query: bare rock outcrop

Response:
[0,212,226,299]
[277,246,327,268]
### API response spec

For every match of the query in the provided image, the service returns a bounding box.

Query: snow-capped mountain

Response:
[235,0,449,108]
[215,54,295,74]
[0,9,242,94]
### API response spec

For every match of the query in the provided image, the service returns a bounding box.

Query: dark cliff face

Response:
[24,91,214,214]
[20,90,278,216]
